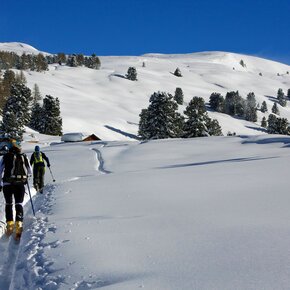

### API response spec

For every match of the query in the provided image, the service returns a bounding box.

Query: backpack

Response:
[5,153,28,184]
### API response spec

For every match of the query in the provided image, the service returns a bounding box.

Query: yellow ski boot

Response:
[6,221,14,237]
[15,221,23,241]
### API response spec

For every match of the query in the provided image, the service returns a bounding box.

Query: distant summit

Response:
[0,42,47,55]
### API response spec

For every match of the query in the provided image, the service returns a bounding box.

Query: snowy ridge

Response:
[0,42,48,55]
[1,42,290,140]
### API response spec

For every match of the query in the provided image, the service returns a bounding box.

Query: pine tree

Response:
[57,53,67,65]
[239,59,246,68]
[126,67,137,81]
[267,114,277,134]
[29,102,43,132]
[31,83,42,105]
[138,91,183,140]
[245,92,257,122]
[85,54,101,69]
[261,116,267,128]
[224,91,245,116]
[260,101,268,113]
[138,109,150,140]
[1,83,31,140]
[34,53,48,72]
[209,92,225,112]
[275,118,289,135]
[173,67,182,77]
[15,71,27,84]
[287,89,290,100]
[41,95,62,135]
[272,102,280,115]
[206,118,223,136]
[174,87,184,105]
[67,55,78,67]
[183,97,210,138]
[277,88,287,107]
[0,70,16,111]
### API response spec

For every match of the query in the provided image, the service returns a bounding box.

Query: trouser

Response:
[3,184,25,222]
[33,166,45,191]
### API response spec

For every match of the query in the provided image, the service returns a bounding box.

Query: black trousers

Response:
[33,166,45,191]
[3,184,25,222]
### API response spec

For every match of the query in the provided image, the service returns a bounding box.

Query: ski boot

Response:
[15,221,23,241]
[5,221,14,237]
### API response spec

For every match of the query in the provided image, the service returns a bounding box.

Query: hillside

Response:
[1,42,290,140]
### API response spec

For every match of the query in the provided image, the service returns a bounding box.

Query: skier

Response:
[0,143,32,239]
[30,145,50,193]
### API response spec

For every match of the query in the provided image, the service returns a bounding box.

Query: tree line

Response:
[138,91,222,140]
[0,50,101,72]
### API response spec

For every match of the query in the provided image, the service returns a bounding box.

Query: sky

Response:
[0,0,289,64]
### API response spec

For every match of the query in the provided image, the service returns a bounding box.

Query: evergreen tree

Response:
[277,88,287,107]
[29,102,43,132]
[126,67,137,81]
[34,53,48,72]
[41,95,62,135]
[267,114,277,134]
[138,109,150,140]
[57,53,66,65]
[85,54,101,69]
[31,83,42,105]
[209,92,225,112]
[287,89,290,100]
[138,91,183,140]
[260,101,268,113]
[0,70,16,111]
[67,55,78,67]
[224,91,245,116]
[239,59,246,68]
[272,102,280,115]
[245,92,257,122]
[261,116,267,128]
[173,67,182,77]
[15,71,27,84]
[206,118,223,136]
[183,97,210,138]
[76,54,85,66]
[174,87,184,105]
[1,83,31,140]
[275,118,289,135]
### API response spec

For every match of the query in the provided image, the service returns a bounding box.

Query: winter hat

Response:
[35,145,40,152]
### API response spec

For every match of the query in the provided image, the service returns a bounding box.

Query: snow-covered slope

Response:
[0,42,47,55]
[1,42,290,140]
[1,135,290,289]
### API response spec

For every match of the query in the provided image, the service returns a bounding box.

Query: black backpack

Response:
[4,153,28,184]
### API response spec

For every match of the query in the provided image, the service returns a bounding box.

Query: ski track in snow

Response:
[92,143,112,174]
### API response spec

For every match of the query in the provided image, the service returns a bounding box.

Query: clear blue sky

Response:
[1,0,289,63]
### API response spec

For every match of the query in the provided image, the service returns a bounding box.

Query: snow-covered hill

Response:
[1,42,290,140]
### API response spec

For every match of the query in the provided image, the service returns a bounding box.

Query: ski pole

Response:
[48,167,56,182]
[26,182,35,217]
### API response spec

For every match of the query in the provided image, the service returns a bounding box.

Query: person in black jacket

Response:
[30,145,50,193]
[0,143,31,238]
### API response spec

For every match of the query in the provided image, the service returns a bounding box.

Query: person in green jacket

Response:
[30,145,50,193]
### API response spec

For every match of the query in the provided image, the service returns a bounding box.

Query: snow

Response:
[1,42,290,140]
[1,42,290,289]
[1,134,290,289]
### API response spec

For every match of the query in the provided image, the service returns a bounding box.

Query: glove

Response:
[0,186,2,192]
[47,164,51,168]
